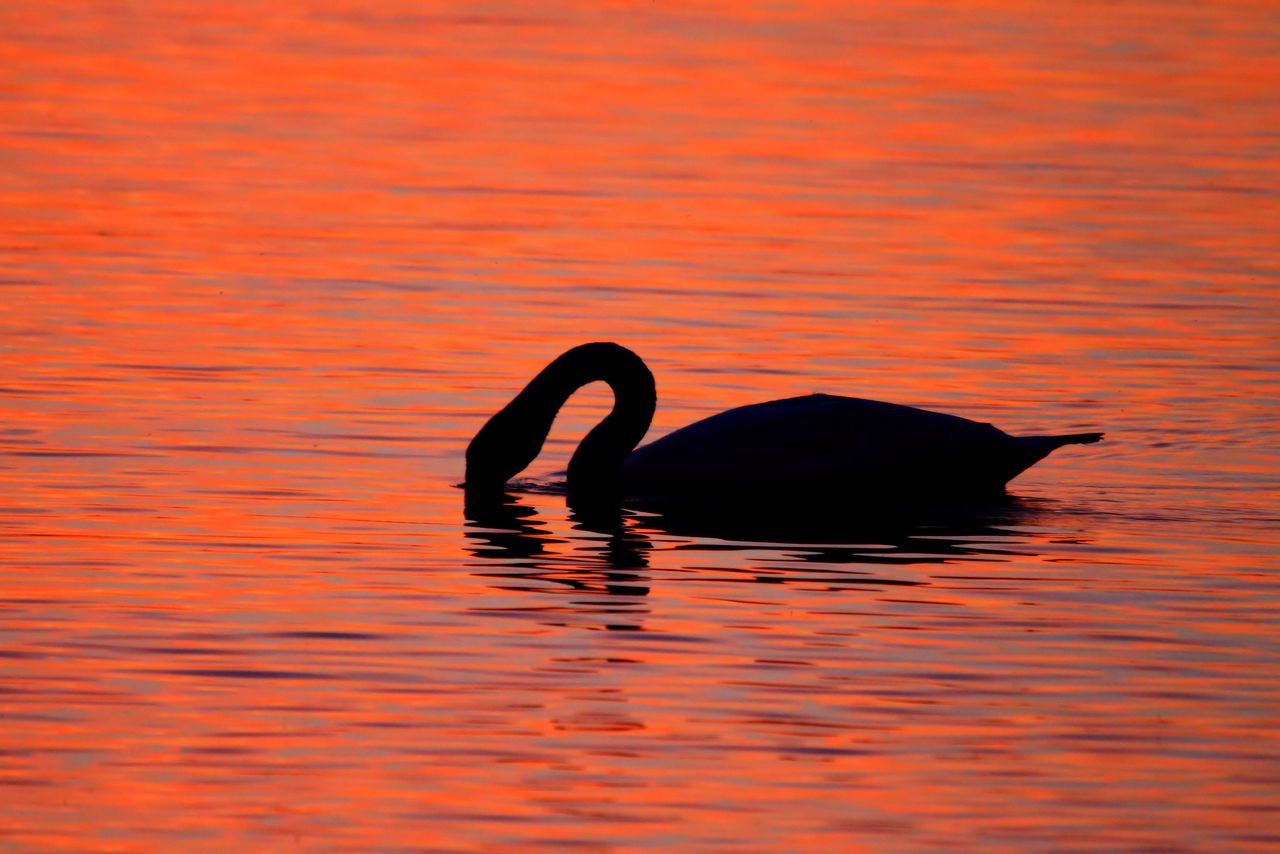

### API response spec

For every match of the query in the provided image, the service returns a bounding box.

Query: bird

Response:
[464,342,1103,508]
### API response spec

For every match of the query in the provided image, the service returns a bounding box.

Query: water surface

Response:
[2,1,1278,850]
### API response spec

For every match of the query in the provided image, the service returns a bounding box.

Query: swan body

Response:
[465,342,1102,506]
[623,393,1100,500]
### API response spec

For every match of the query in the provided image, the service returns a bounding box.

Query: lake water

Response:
[2,1,1278,850]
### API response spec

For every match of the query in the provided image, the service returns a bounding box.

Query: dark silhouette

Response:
[465,342,1103,510]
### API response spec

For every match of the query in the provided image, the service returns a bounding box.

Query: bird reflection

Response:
[464,488,650,570]
[633,493,1060,591]
[464,486,1078,606]
[463,488,559,560]
[642,492,1051,565]
[463,490,652,629]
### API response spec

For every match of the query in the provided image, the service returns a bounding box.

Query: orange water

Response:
[2,1,1278,850]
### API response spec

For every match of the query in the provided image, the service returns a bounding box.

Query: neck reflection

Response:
[463,490,652,631]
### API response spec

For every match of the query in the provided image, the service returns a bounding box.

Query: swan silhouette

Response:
[465,342,1102,506]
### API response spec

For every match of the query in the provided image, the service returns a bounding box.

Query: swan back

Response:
[622,394,1021,499]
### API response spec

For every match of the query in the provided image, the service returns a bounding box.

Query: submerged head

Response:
[464,407,546,496]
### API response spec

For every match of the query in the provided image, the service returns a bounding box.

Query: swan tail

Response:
[998,431,1103,484]
[1016,431,1104,463]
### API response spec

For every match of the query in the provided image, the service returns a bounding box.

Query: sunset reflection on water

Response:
[2,1,1278,850]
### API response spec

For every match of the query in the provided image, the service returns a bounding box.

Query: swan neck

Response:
[465,343,655,495]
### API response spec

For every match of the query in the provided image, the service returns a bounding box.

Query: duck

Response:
[464,342,1102,507]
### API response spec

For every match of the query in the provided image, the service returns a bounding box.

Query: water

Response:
[2,1,1278,849]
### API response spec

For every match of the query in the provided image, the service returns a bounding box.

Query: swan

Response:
[464,342,1102,506]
